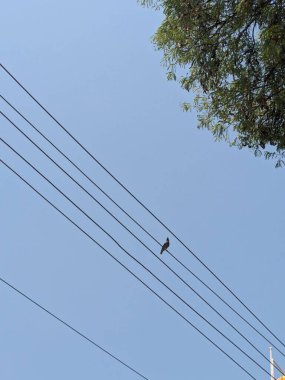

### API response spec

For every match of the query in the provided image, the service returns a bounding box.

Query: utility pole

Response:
[270,347,275,380]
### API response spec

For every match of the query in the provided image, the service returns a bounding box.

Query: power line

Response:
[1,109,284,370]
[0,157,257,380]
[0,137,275,379]
[1,62,284,351]
[1,95,284,360]
[0,278,149,380]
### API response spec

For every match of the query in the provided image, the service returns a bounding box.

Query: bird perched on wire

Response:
[160,237,170,255]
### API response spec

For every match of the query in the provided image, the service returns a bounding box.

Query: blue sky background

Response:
[1,1,284,379]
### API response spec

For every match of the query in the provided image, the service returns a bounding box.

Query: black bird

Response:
[160,237,170,255]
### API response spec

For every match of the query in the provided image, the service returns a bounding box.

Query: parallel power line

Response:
[0,157,257,380]
[1,108,284,372]
[0,137,276,380]
[0,278,149,380]
[1,95,284,361]
[1,62,284,352]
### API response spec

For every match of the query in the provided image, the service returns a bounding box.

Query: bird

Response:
[160,237,170,255]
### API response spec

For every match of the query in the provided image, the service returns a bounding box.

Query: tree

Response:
[140,0,285,166]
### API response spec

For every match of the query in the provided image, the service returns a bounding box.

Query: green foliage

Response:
[140,0,285,166]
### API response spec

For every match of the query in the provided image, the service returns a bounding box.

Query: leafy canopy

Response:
[140,0,285,166]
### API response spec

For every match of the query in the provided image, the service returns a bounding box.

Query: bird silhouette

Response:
[160,237,170,255]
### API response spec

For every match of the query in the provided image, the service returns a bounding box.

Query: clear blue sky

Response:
[1,1,284,379]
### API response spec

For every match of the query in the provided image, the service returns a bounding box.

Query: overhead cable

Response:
[1,63,283,351]
[1,95,284,360]
[1,109,284,369]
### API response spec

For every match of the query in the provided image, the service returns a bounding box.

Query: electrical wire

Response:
[1,62,284,352]
[1,95,284,360]
[1,109,283,370]
[0,157,257,380]
[0,137,276,379]
[0,277,149,379]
